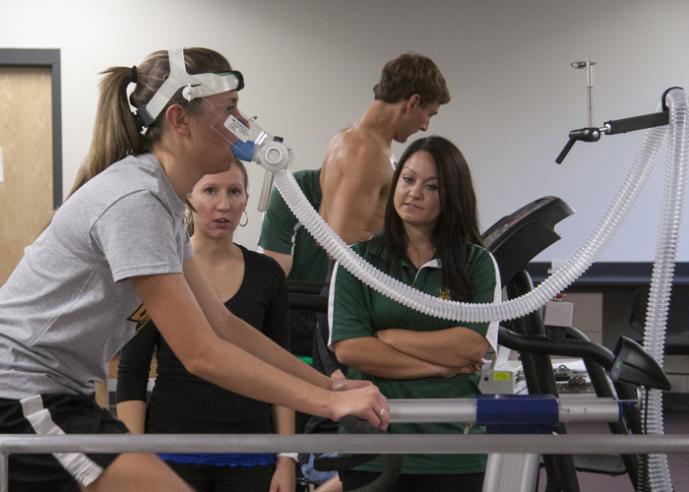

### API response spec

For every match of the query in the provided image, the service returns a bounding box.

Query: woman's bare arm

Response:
[376,327,489,368]
[333,337,467,379]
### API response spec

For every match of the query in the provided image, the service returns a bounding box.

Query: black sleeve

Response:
[263,260,290,352]
[116,321,159,403]
[313,285,347,376]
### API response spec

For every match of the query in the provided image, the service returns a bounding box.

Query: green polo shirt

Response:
[329,237,500,475]
[258,169,329,284]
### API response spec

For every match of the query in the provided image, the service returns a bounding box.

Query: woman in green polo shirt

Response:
[329,135,501,492]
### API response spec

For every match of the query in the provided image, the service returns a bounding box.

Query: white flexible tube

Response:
[272,91,688,323]
[639,89,688,492]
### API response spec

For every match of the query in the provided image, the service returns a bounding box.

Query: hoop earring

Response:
[239,210,248,227]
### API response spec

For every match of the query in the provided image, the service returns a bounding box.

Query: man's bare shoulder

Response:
[325,128,389,174]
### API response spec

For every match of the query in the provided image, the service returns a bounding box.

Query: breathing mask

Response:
[137,48,292,208]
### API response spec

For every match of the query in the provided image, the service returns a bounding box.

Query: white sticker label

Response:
[224,115,251,142]
[0,146,4,183]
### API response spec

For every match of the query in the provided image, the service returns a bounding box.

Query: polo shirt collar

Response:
[400,256,442,274]
[363,235,441,270]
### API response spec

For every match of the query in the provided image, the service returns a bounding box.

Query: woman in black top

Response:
[117,159,296,492]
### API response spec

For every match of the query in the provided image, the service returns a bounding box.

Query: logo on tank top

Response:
[128,304,152,332]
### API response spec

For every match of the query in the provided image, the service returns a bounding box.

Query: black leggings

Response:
[167,462,275,492]
[340,469,484,492]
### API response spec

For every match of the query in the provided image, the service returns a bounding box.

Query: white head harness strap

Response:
[137,48,243,127]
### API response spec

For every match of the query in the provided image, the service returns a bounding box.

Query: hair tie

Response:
[131,65,138,83]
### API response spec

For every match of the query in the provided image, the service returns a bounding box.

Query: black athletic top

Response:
[116,245,289,435]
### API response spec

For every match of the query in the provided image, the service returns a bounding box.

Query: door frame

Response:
[0,48,62,209]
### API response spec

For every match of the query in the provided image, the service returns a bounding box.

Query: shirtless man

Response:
[259,52,450,279]
[319,52,450,244]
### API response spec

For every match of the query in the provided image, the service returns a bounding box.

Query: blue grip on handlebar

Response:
[476,394,559,426]
[231,140,256,162]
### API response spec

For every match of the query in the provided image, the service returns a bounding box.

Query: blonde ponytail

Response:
[70,67,144,196]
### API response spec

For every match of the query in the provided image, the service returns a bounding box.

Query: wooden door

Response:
[0,66,54,284]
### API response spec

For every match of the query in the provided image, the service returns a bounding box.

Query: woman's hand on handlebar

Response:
[328,384,390,431]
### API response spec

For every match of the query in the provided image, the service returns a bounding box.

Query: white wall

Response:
[2,0,688,262]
